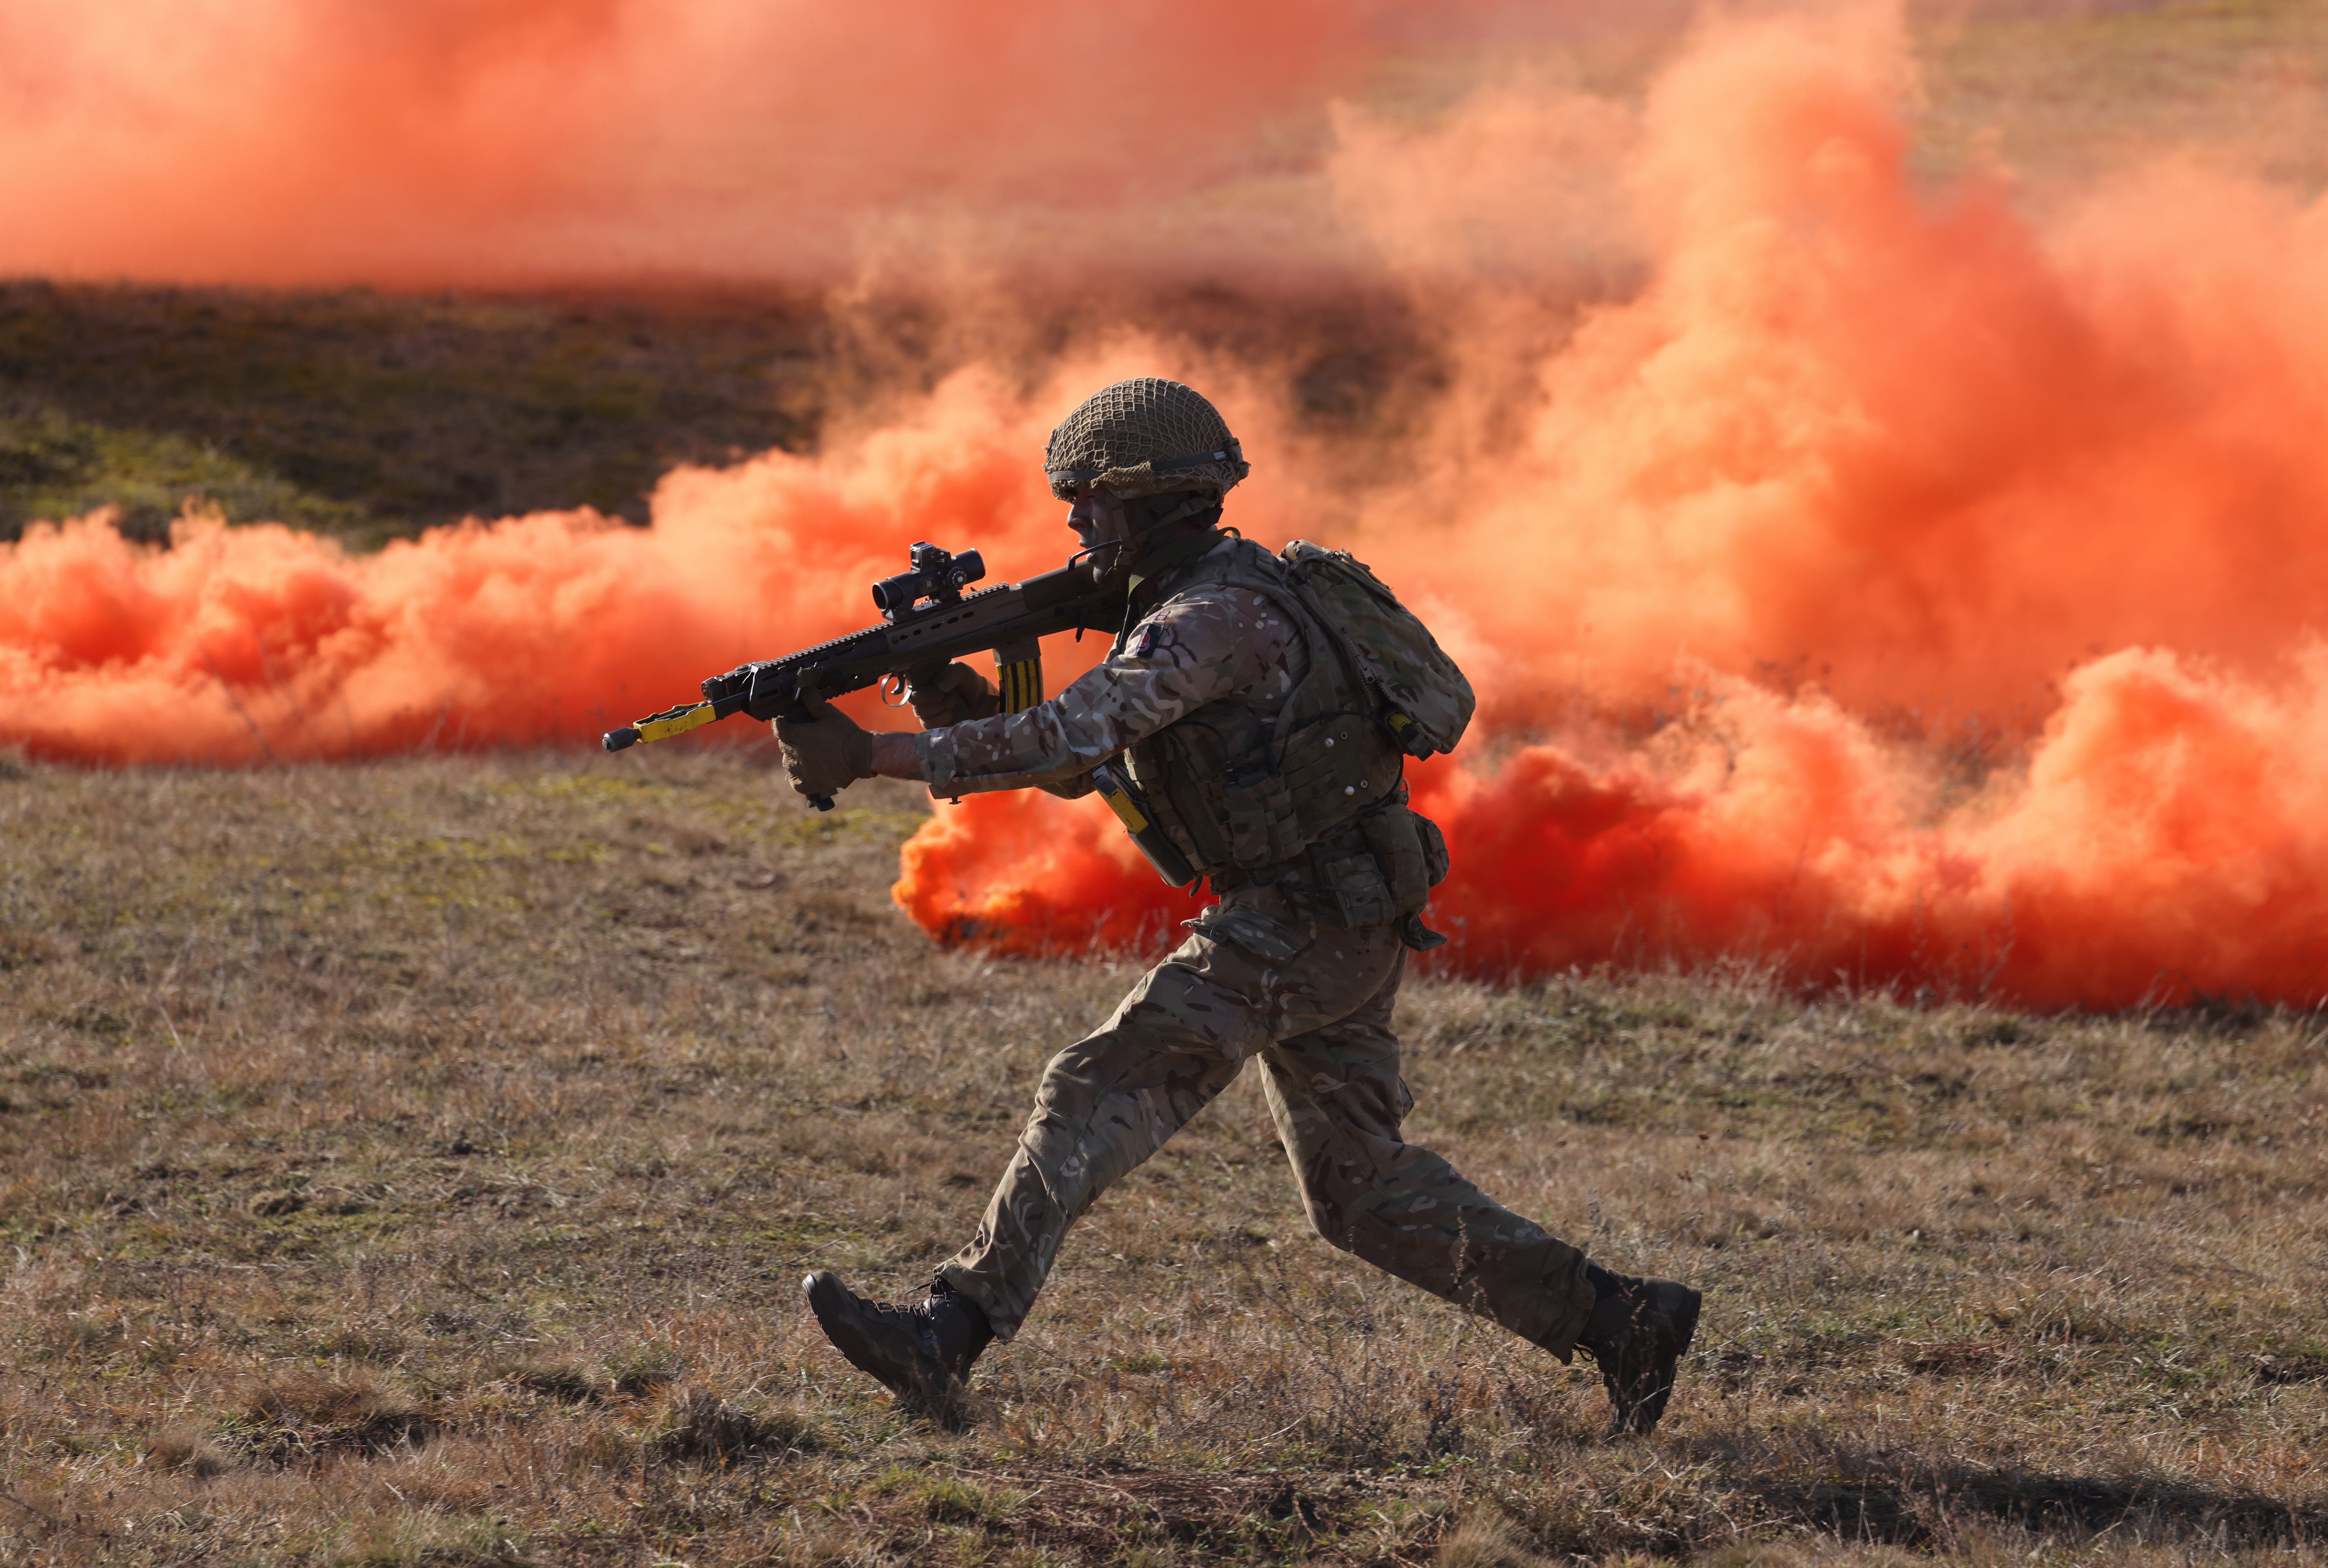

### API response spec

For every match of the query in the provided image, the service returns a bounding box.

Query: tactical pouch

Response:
[1280,713,1402,840]
[1416,811,1449,888]
[1369,805,1452,951]
[1310,849,1397,929]
[1358,806,1433,916]
[1222,768,1302,871]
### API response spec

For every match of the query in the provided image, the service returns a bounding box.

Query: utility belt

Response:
[1096,763,1450,951]
[1206,824,1355,895]
[1250,803,1452,951]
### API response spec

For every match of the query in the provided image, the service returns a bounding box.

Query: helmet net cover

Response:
[1044,377,1251,502]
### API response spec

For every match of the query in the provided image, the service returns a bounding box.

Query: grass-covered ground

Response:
[5,7,2327,1563]
[1,748,2321,1567]
[0,284,825,549]
[1913,0,2328,198]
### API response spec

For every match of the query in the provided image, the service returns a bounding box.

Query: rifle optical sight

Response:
[871,541,985,621]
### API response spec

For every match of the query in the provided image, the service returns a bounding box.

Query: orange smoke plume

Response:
[899,647,2328,1008]
[0,369,1091,761]
[0,0,1420,285]
[9,6,2328,1009]
[888,10,2328,1008]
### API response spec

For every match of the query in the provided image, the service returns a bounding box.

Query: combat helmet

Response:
[1044,378,1250,502]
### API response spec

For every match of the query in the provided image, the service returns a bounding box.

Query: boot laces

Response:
[862,1296,938,1323]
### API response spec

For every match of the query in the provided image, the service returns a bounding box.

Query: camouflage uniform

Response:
[913,537,1598,1357]
[918,540,1300,803]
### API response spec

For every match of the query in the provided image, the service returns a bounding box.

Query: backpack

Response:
[1275,540,1475,758]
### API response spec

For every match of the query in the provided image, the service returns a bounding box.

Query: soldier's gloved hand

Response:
[773,698,875,800]
[908,663,1000,729]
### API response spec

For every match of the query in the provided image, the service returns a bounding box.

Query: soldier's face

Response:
[1067,487,1133,557]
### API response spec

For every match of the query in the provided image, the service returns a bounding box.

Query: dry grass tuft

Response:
[146,1419,232,1479]
[495,1361,601,1405]
[334,1511,531,1567]
[603,1345,683,1399]
[1438,1509,1554,1567]
[238,1371,431,1463]
[649,1387,821,1465]
[1,748,2324,1565]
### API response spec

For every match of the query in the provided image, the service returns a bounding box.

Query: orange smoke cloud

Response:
[884,9,2328,1008]
[1335,10,2328,732]
[0,367,1099,761]
[900,647,2328,1008]
[0,0,1448,284]
[1403,654,2328,1007]
[9,5,2328,1008]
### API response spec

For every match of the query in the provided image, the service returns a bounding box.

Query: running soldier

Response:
[774,378,1701,1434]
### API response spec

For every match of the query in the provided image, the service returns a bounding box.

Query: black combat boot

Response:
[1576,1264,1702,1436]
[802,1271,993,1415]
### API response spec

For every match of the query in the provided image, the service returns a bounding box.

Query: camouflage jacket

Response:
[916,537,1310,800]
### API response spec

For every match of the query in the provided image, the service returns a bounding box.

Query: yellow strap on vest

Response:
[1098,778,1150,832]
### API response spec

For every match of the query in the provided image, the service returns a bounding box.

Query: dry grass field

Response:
[1,747,2323,1567]
[7,6,2328,1563]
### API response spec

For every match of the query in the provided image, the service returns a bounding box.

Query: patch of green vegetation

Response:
[0,280,822,551]
[605,1344,683,1398]
[1,401,368,545]
[759,806,929,850]
[916,1475,1021,1525]
[493,775,682,806]
[336,1512,530,1567]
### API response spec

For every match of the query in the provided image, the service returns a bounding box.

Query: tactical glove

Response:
[774,699,875,800]
[908,662,1000,729]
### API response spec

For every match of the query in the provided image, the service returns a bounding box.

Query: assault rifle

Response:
[601,541,1125,810]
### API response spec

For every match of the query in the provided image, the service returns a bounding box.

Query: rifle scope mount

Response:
[871,541,985,622]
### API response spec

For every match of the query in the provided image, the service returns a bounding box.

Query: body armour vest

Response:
[1116,538,1407,879]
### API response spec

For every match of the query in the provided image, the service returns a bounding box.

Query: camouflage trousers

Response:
[938,881,1598,1357]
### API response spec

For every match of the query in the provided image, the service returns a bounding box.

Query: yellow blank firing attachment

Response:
[637,702,718,743]
[603,700,718,752]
